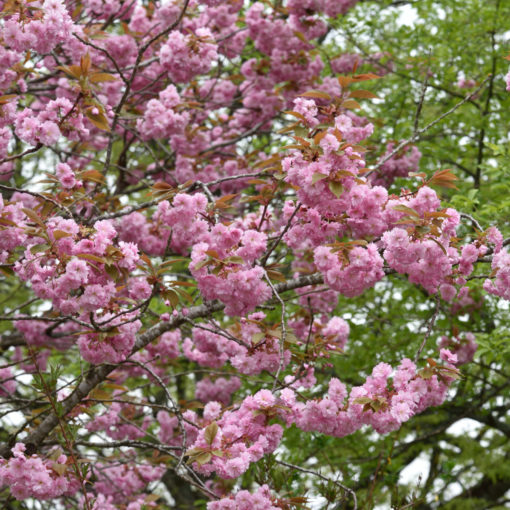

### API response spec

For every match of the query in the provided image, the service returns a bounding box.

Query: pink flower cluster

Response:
[15,216,142,314]
[0,444,79,500]
[0,367,16,396]
[208,484,279,510]
[382,188,463,293]
[484,248,510,300]
[154,193,210,254]
[196,376,242,405]
[245,3,311,56]
[283,142,370,216]
[56,162,82,189]
[188,391,284,479]
[382,228,454,294]
[290,315,350,355]
[190,225,271,316]
[314,243,384,297]
[3,0,73,54]
[283,203,343,251]
[183,313,292,375]
[439,333,477,365]
[370,143,422,188]
[293,98,319,127]
[86,400,150,440]
[93,460,164,504]
[188,355,457,480]
[183,327,241,368]
[137,85,189,141]
[146,330,181,361]
[458,242,487,276]
[77,313,141,364]
[15,97,90,147]
[294,357,457,435]
[160,28,218,83]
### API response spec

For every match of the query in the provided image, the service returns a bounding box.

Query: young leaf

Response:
[89,73,118,83]
[53,230,72,241]
[338,76,354,88]
[84,108,110,132]
[392,204,420,217]
[300,90,332,100]
[283,110,307,122]
[428,169,459,190]
[80,52,91,75]
[57,65,83,80]
[312,172,328,184]
[224,255,244,265]
[352,73,381,81]
[349,89,379,99]
[195,452,212,465]
[77,170,105,184]
[204,422,219,445]
[194,258,213,271]
[328,181,344,198]
[22,208,46,228]
[342,99,362,110]
[353,397,372,405]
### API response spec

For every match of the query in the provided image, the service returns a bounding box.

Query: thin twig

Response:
[93,172,265,222]
[276,459,358,510]
[460,212,483,232]
[0,143,42,165]
[264,270,287,391]
[260,203,301,267]
[198,121,267,155]
[413,58,429,133]
[124,359,187,470]
[414,296,440,362]
[367,76,491,177]
[0,183,74,219]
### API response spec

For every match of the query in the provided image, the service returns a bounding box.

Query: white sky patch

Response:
[398,452,430,497]
[395,4,419,27]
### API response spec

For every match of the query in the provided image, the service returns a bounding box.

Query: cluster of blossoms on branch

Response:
[183,355,460,485]
[0,0,507,507]
[0,443,79,500]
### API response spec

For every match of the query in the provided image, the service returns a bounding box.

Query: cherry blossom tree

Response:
[0,0,509,508]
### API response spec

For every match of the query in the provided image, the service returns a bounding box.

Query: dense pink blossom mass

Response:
[0,0,507,508]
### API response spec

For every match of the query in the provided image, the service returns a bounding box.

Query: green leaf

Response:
[204,422,219,445]
[194,258,212,271]
[224,256,244,265]
[195,452,212,465]
[53,230,72,240]
[392,204,420,217]
[328,181,344,198]
[30,243,50,254]
[300,90,332,100]
[312,172,329,184]
[353,397,372,405]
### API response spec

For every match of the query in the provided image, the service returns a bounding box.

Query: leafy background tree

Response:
[289,0,510,508]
